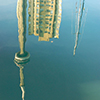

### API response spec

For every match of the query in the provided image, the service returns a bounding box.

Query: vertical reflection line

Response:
[73,0,85,55]
[17,0,27,55]
[20,66,25,100]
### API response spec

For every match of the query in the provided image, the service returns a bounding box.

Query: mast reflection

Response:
[73,0,86,55]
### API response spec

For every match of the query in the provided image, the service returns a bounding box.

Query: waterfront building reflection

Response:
[28,0,62,41]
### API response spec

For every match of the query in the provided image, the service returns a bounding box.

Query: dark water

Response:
[0,0,100,100]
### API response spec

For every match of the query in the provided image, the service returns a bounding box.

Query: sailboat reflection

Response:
[73,0,86,55]
[14,0,62,100]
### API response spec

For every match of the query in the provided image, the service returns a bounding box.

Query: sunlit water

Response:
[0,0,100,100]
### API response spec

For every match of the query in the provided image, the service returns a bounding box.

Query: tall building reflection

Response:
[28,0,62,41]
[73,0,86,55]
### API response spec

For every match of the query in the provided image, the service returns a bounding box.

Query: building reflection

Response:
[14,0,62,100]
[28,0,62,41]
[73,0,86,55]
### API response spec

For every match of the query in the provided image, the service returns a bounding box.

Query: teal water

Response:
[0,0,100,100]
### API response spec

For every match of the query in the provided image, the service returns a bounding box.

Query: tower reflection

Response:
[14,60,29,100]
[15,0,30,61]
[14,0,30,100]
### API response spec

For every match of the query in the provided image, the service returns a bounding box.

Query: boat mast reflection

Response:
[73,0,86,55]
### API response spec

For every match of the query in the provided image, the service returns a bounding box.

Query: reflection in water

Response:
[14,61,29,100]
[17,0,27,55]
[28,0,62,41]
[14,0,62,100]
[14,0,30,100]
[73,0,86,55]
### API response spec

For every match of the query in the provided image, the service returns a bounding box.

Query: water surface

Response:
[0,0,100,100]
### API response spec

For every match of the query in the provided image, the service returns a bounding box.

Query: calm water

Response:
[0,0,100,100]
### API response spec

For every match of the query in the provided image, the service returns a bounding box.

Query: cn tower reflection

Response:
[14,0,30,100]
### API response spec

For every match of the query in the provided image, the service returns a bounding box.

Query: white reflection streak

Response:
[75,1,78,33]
[21,86,25,100]
[73,0,85,55]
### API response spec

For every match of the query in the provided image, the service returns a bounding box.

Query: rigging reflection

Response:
[73,0,87,55]
[14,0,62,100]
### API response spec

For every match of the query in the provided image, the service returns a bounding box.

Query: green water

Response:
[0,0,100,100]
